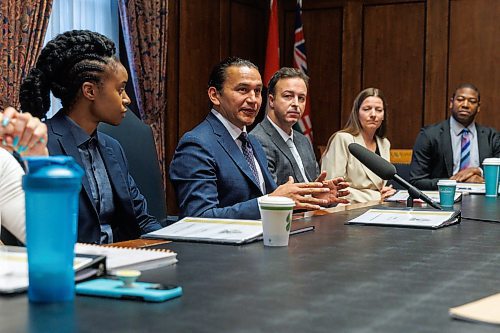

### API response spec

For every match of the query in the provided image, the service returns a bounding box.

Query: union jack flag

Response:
[293,0,313,143]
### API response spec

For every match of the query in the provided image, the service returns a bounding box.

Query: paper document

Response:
[386,190,461,203]
[347,208,460,229]
[450,293,500,325]
[456,183,500,194]
[0,247,98,294]
[143,217,314,245]
[144,217,264,244]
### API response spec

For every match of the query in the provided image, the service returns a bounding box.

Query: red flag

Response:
[293,0,313,143]
[263,0,279,87]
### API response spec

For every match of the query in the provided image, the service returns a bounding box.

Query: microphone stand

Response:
[394,174,442,210]
[406,195,414,208]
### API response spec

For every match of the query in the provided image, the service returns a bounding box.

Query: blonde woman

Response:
[321,88,396,203]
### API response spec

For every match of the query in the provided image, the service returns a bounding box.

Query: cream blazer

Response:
[321,132,391,203]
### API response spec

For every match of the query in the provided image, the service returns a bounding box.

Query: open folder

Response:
[347,208,461,229]
[143,217,314,245]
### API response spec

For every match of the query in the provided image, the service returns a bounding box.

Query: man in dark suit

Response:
[47,111,161,243]
[251,67,320,185]
[169,57,347,219]
[410,83,500,190]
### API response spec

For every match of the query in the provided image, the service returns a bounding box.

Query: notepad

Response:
[74,243,177,275]
[143,217,314,245]
[450,293,500,325]
[347,208,461,229]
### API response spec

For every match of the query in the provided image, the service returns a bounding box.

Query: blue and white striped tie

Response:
[460,128,471,170]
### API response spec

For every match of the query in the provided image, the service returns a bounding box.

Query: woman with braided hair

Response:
[20,30,161,244]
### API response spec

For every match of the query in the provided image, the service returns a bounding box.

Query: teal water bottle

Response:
[22,156,83,302]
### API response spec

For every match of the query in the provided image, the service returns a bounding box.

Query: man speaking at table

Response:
[169,57,348,219]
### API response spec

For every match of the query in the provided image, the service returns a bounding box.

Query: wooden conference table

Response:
[2,195,500,333]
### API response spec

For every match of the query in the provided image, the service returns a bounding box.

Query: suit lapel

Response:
[207,113,263,193]
[97,134,130,206]
[353,134,383,189]
[441,120,454,176]
[476,124,488,164]
[249,134,276,192]
[49,114,94,206]
[262,118,305,182]
[293,133,316,182]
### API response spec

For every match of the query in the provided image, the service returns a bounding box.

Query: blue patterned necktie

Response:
[460,128,471,170]
[238,132,259,183]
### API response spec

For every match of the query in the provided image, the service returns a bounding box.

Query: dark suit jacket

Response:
[46,112,161,243]
[251,117,319,185]
[169,112,277,219]
[409,118,500,190]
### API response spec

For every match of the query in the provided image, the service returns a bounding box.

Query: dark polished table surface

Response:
[3,195,500,333]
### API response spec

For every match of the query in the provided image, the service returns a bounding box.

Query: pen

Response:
[290,226,315,236]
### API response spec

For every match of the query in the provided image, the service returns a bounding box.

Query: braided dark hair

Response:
[20,30,117,118]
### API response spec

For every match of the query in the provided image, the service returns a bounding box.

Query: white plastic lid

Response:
[258,196,295,207]
[482,158,500,165]
[437,179,457,186]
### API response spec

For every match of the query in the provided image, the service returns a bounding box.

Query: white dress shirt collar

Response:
[211,109,246,140]
[267,116,294,142]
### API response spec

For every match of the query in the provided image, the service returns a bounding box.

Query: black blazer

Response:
[409,119,500,190]
[46,112,161,243]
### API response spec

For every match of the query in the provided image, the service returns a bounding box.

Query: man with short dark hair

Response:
[251,67,320,186]
[169,58,348,219]
[409,83,500,190]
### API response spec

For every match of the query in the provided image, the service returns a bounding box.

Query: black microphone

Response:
[348,143,441,209]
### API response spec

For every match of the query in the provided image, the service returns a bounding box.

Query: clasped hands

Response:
[0,106,48,156]
[450,167,483,183]
[269,171,350,211]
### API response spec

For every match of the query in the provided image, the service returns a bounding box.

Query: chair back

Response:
[99,110,168,222]
[389,149,413,190]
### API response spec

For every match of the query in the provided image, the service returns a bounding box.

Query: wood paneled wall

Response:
[165,0,499,213]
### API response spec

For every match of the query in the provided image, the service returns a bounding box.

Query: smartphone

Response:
[76,278,182,302]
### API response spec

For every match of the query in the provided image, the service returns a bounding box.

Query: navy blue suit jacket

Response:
[46,112,161,243]
[169,112,277,219]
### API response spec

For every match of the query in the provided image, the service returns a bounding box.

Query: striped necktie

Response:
[460,128,471,170]
[238,132,259,183]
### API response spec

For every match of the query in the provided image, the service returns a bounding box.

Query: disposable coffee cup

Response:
[483,158,500,197]
[437,179,457,208]
[258,196,295,247]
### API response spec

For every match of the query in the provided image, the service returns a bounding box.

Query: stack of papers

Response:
[0,246,104,294]
[386,190,462,203]
[456,183,500,194]
[347,208,461,229]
